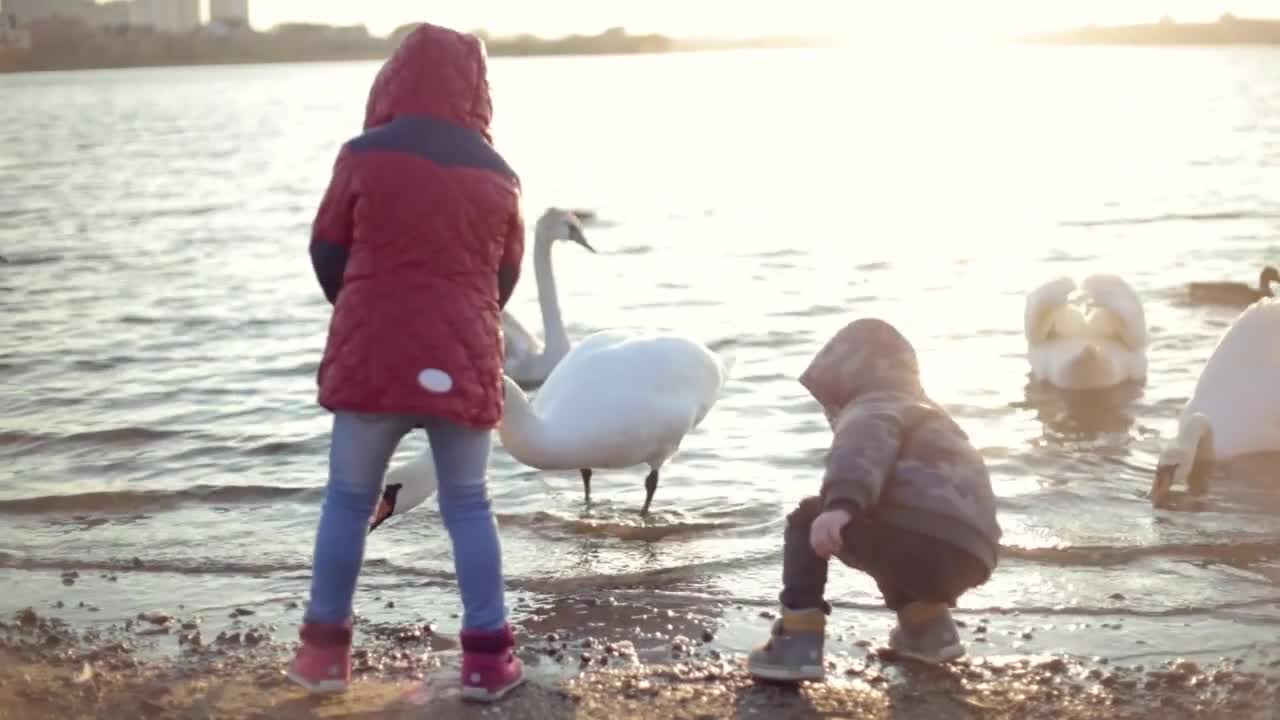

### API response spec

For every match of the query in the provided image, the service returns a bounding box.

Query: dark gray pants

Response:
[780,496,989,613]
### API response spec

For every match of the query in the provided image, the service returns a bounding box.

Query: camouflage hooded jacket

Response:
[799,319,1002,571]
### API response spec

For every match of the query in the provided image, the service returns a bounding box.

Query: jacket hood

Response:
[799,318,923,417]
[364,23,493,141]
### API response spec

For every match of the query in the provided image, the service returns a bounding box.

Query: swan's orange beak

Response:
[1150,464,1176,508]
[369,483,402,533]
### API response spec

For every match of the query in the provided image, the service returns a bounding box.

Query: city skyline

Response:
[5,0,1280,40]
[195,0,1280,38]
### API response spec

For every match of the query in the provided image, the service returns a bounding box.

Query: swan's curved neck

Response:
[499,378,558,468]
[533,232,569,359]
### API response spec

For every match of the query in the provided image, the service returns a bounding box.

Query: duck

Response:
[1187,266,1278,307]
[502,208,596,387]
[1024,274,1148,390]
[498,330,733,515]
[1150,298,1280,509]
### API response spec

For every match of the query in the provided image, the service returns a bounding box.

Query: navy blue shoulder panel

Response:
[346,115,518,183]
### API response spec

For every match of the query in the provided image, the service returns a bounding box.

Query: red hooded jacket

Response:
[309,24,523,429]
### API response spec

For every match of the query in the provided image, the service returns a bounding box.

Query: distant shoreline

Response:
[0,45,820,76]
[0,47,830,76]
[1025,16,1280,47]
[0,24,831,75]
[12,15,1280,77]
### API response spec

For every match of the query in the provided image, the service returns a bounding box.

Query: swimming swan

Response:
[1150,298,1280,508]
[498,330,733,515]
[502,208,596,387]
[1024,274,1148,390]
[1187,265,1278,307]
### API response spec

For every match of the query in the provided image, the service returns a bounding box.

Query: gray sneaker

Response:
[747,618,825,682]
[888,608,965,664]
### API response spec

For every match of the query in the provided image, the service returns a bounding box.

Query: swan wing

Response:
[1081,274,1147,350]
[564,328,632,356]
[503,310,541,355]
[691,348,732,427]
[526,333,728,469]
[502,310,542,374]
[1096,338,1147,383]
[1183,299,1280,458]
[529,330,634,404]
[1025,277,1077,344]
[631,337,726,429]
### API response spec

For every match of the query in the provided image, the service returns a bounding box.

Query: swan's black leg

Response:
[579,468,592,505]
[640,469,659,515]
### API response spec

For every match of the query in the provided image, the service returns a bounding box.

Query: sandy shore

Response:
[3,605,1279,720]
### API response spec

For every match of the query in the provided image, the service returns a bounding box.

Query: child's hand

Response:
[810,509,852,558]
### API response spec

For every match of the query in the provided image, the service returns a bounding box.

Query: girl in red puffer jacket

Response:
[287,22,525,703]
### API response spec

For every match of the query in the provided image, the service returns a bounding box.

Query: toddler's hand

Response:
[810,509,852,558]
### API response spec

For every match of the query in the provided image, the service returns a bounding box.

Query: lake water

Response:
[1,45,1278,666]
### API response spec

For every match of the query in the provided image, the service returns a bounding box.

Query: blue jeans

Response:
[304,412,506,631]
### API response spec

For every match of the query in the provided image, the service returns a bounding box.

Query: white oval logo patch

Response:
[417,368,454,393]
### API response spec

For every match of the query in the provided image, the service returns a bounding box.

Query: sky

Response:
[200,1,1280,39]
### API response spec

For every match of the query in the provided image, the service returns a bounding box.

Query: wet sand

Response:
[4,605,1279,720]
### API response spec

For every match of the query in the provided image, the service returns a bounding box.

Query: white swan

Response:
[368,331,732,526]
[1150,298,1280,508]
[369,208,594,531]
[498,330,733,515]
[502,208,595,387]
[1024,274,1148,390]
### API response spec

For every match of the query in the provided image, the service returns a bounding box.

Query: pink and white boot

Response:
[459,623,525,702]
[286,620,353,694]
